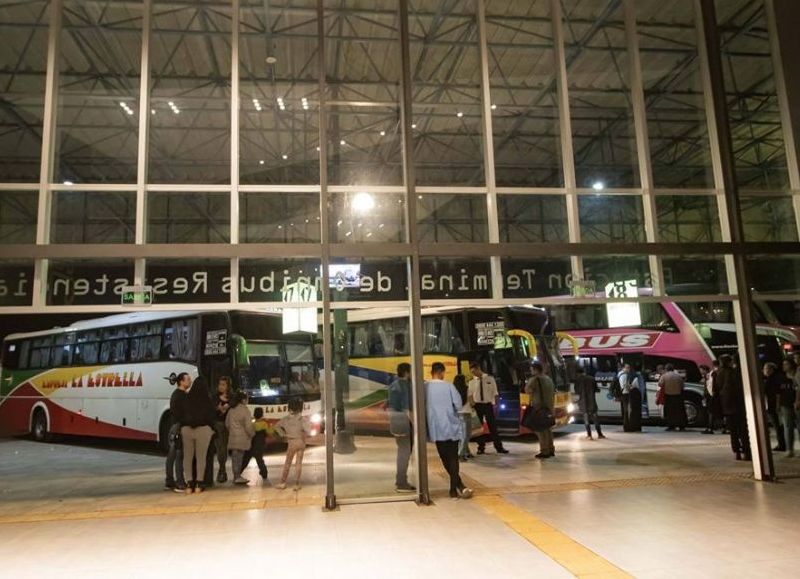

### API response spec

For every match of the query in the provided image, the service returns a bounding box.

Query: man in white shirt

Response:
[468,362,509,455]
[618,363,641,432]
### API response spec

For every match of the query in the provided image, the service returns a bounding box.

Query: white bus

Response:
[0,310,322,450]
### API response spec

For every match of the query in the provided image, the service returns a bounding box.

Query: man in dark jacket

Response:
[762,362,786,451]
[165,372,191,491]
[575,367,604,439]
[717,355,751,461]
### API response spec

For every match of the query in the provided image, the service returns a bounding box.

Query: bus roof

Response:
[3,310,207,342]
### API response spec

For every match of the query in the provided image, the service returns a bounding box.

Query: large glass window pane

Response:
[56,1,141,184]
[487,0,562,187]
[417,193,487,243]
[563,0,639,188]
[0,192,38,244]
[656,195,721,242]
[637,0,714,188]
[420,257,492,300]
[240,192,320,243]
[740,196,798,242]
[51,191,136,244]
[240,0,319,185]
[46,259,134,306]
[0,1,49,182]
[327,106,403,186]
[147,192,231,243]
[747,256,800,295]
[663,256,729,295]
[149,1,231,184]
[717,0,788,190]
[329,191,405,243]
[144,258,230,303]
[579,195,646,243]
[0,260,35,307]
[410,1,484,186]
[583,255,652,291]
[498,194,568,243]
[501,257,572,298]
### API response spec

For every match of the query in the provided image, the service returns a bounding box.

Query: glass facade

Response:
[1,0,798,501]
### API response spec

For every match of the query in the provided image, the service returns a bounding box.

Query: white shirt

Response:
[468,374,498,404]
[618,370,636,394]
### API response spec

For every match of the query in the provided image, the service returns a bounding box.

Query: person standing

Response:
[659,364,687,431]
[426,362,473,499]
[575,367,604,440]
[174,376,216,493]
[700,364,720,434]
[717,354,751,461]
[453,374,474,461]
[275,398,311,490]
[526,362,556,459]
[242,407,270,483]
[762,362,786,451]
[778,359,798,457]
[213,377,232,483]
[619,363,641,432]
[388,363,415,493]
[468,362,508,455]
[165,371,191,492]
[225,391,255,484]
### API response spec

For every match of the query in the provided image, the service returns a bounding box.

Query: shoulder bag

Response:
[522,377,555,431]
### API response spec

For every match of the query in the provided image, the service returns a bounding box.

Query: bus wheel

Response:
[31,409,50,442]
[684,396,705,428]
[158,413,172,455]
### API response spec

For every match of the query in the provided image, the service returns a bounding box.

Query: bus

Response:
[0,310,323,450]
[339,305,570,435]
[552,296,800,426]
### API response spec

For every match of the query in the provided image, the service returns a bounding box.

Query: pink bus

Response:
[552,298,800,426]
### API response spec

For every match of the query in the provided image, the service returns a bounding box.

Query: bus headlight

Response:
[567,402,577,414]
[310,413,323,425]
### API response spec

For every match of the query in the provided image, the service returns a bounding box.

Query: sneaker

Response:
[496,448,509,454]
[293,483,302,491]
[395,484,416,493]
[585,435,593,440]
[458,487,473,499]
[476,448,486,455]
[276,482,287,490]
[535,452,546,459]
[217,471,228,484]
[164,482,176,491]
[597,434,606,439]
[233,476,249,485]
[173,484,187,494]
[449,489,458,499]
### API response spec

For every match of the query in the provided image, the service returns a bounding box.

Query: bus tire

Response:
[158,413,172,455]
[684,395,705,428]
[31,408,50,443]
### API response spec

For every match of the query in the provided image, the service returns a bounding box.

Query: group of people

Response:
[164,374,310,493]
[763,353,800,457]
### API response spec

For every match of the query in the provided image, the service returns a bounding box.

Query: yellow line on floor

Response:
[475,495,632,579]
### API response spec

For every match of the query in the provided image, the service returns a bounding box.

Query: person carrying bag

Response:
[523,362,556,459]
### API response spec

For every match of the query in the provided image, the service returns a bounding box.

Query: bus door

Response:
[576,354,620,418]
[200,313,233,393]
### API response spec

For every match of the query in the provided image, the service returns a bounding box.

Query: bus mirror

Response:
[230,334,249,368]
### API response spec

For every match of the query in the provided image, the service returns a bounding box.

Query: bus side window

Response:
[18,340,31,370]
[162,319,198,362]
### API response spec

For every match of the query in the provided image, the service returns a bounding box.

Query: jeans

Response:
[726,413,751,458]
[779,406,797,453]
[535,428,554,455]
[435,440,464,493]
[281,439,306,484]
[394,433,413,487]
[768,407,786,449]
[583,412,602,436]
[230,449,245,479]
[242,449,268,479]
[474,403,504,451]
[458,413,472,458]
[181,425,214,487]
[165,423,185,486]
[213,421,228,476]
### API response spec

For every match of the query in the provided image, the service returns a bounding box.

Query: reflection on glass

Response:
[656,195,721,242]
[329,192,405,243]
[51,191,136,244]
[0,1,49,182]
[56,0,141,183]
[147,192,231,243]
[46,259,134,306]
[579,196,645,243]
[149,1,231,184]
[498,195,568,242]
[637,0,714,188]
[0,192,38,243]
[746,256,800,295]
[0,260,35,307]
[662,256,728,295]
[487,0,562,187]
[563,0,640,188]
[418,194,488,242]
[740,196,798,242]
[240,193,320,243]
[583,256,652,290]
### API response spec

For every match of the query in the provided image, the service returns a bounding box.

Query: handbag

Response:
[655,385,665,406]
[521,377,555,431]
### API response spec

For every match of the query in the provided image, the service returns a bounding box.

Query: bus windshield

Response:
[238,341,319,402]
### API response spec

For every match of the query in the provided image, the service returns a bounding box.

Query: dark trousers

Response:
[242,448,269,479]
[621,391,641,432]
[665,394,687,429]
[435,440,463,493]
[583,412,602,436]
[726,412,751,458]
[165,423,185,486]
[394,433,413,487]
[767,407,786,450]
[473,402,504,451]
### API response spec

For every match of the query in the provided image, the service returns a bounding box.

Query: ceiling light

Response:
[340,140,346,145]
[380,130,386,136]
[63,180,73,186]
[592,181,605,191]
[490,104,497,110]
[411,123,417,129]
[456,111,463,118]
[168,101,174,106]
[345,231,352,237]
[266,56,277,65]
[316,146,321,151]
[259,160,265,165]
[151,109,156,114]
[282,154,288,160]
[352,192,375,214]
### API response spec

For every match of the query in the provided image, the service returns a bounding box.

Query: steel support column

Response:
[698,0,774,481]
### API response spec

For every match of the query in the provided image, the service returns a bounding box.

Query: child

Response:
[241,407,271,483]
[275,397,311,490]
[225,391,255,484]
